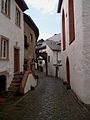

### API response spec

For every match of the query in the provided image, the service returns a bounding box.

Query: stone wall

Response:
[24,21,36,73]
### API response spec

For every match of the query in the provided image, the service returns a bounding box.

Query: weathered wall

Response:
[60,0,90,104]
[82,0,90,104]
[46,45,62,78]
[0,0,24,89]
[24,21,36,60]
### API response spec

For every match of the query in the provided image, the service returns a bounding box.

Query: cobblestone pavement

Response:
[0,72,90,120]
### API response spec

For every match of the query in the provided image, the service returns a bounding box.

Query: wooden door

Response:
[14,48,20,73]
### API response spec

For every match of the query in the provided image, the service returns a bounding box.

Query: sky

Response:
[24,0,61,40]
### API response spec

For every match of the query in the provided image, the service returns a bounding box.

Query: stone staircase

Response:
[8,73,24,94]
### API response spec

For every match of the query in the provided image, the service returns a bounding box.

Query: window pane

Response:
[1,0,10,16]
[0,37,9,59]
[1,40,3,57]
[1,0,4,10]
[4,40,6,57]
[5,0,7,14]
[16,8,21,27]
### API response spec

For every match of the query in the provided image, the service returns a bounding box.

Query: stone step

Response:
[14,75,23,79]
[8,86,19,92]
[10,82,20,87]
[8,73,23,93]
[12,79,21,83]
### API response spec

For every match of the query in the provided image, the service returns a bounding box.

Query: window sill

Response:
[1,10,11,19]
[0,58,9,61]
[15,23,21,29]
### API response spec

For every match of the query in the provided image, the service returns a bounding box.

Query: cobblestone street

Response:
[0,71,90,120]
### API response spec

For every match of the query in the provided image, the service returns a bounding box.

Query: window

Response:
[1,0,10,17]
[0,36,9,60]
[57,60,61,65]
[48,56,50,63]
[69,0,75,44]
[30,34,33,42]
[16,7,21,27]
[24,35,29,49]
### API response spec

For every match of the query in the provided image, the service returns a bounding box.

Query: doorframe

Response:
[14,47,20,74]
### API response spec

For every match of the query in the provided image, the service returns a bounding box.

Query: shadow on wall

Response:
[0,75,6,93]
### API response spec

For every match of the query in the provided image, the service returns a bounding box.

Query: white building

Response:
[0,0,28,92]
[58,0,90,104]
[45,34,63,78]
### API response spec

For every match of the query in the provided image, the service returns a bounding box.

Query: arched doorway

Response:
[66,57,70,84]
[0,75,6,92]
[36,52,48,76]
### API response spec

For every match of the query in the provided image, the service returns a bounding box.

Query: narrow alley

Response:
[0,71,89,120]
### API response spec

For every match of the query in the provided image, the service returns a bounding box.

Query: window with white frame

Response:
[15,7,21,27]
[0,36,9,60]
[1,0,10,17]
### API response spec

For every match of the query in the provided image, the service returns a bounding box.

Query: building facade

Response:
[45,34,62,78]
[58,0,90,104]
[24,13,39,74]
[0,0,28,92]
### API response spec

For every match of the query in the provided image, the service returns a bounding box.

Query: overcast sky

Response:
[24,0,61,40]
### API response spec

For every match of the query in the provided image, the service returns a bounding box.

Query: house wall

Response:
[24,21,36,72]
[58,52,64,78]
[0,0,24,89]
[46,45,54,76]
[46,45,62,77]
[24,21,36,60]
[82,0,90,104]
[60,0,90,104]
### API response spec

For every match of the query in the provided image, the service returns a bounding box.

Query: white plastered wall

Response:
[0,0,24,89]
[60,0,90,104]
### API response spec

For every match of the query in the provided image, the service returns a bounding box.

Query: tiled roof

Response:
[45,40,61,51]
[46,33,61,42]
[45,33,61,51]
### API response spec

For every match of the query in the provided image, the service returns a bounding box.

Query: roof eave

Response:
[24,13,39,40]
[36,46,46,50]
[57,0,63,13]
[52,49,61,51]
[15,0,28,12]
